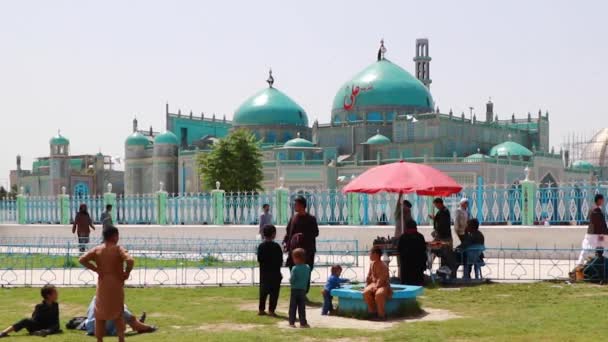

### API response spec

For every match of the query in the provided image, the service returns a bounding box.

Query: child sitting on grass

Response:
[257,224,284,316]
[289,248,310,328]
[321,265,349,315]
[0,285,62,338]
[363,247,392,321]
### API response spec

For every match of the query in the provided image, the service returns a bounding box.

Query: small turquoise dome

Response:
[50,133,70,146]
[332,59,434,113]
[365,132,391,145]
[464,151,491,162]
[489,141,533,157]
[125,132,151,147]
[284,133,314,148]
[234,87,308,127]
[572,160,595,171]
[154,130,178,145]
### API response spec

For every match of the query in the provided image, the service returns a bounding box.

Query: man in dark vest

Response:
[429,198,457,278]
[283,196,319,295]
[577,194,608,265]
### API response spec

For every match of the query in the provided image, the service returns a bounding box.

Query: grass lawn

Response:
[0,282,607,341]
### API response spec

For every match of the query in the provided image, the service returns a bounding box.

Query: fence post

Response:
[521,167,537,226]
[476,176,484,223]
[275,178,289,225]
[103,183,117,223]
[16,187,26,224]
[347,192,361,225]
[156,182,168,225]
[59,186,70,225]
[211,181,225,225]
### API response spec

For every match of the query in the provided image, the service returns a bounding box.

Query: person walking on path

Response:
[283,196,319,295]
[99,205,113,230]
[577,194,608,265]
[73,204,95,252]
[454,198,469,243]
[79,225,134,342]
[258,204,273,238]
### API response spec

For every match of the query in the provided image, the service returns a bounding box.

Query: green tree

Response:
[9,185,18,199]
[197,129,264,192]
[0,186,7,200]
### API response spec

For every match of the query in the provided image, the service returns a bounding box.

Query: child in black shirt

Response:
[257,224,284,316]
[0,285,61,338]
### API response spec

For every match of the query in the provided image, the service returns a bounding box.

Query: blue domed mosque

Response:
[122,38,596,195]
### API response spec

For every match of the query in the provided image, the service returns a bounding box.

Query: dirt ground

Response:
[239,303,460,330]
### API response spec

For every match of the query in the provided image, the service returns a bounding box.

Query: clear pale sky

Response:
[1,0,606,188]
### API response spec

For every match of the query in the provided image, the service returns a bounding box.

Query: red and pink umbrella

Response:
[342,161,462,196]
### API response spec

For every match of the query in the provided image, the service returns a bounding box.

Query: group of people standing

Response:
[394,196,486,284]
[257,196,319,327]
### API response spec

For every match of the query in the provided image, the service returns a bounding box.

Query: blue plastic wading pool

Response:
[331,284,424,317]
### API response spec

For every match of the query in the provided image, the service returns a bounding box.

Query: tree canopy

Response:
[197,129,264,192]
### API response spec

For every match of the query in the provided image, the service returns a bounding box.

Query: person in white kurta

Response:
[577,194,608,265]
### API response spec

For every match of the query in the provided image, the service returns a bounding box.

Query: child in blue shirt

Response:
[289,248,311,328]
[321,265,349,315]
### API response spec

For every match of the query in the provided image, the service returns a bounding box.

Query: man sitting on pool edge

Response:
[363,246,392,321]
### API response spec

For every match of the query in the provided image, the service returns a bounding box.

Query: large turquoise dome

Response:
[154,130,178,145]
[50,133,70,146]
[489,141,533,157]
[125,131,151,147]
[365,132,391,145]
[233,87,309,127]
[572,160,595,171]
[332,59,434,114]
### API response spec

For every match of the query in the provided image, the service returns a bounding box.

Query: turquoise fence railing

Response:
[0,199,17,223]
[1,183,606,225]
[0,238,598,285]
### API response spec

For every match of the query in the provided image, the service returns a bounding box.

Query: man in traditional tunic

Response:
[577,194,608,265]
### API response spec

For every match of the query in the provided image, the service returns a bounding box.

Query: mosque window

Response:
[366,112,382,122]
[266,132,276,143]
[333,117,342,125]
[283,132,293,141]
[180,127,188,147]
[389,149,399,159]
[277,152,286,160]
[295,151,304,160]
[386,112,395,121]
[347,113,358,122]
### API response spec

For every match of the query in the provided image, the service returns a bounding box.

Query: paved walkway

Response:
[0,223,588,249]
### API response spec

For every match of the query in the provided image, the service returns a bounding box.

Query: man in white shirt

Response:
[454,198,469,243]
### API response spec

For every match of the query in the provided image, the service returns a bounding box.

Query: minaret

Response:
[486,98,494,123]
[414,38,432,88]
[132,117,138,133]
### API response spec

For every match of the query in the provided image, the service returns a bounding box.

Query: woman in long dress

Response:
[80,225,134,342]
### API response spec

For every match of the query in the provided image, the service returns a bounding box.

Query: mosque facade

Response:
[123,39,597,195]
[10,133,124,196]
